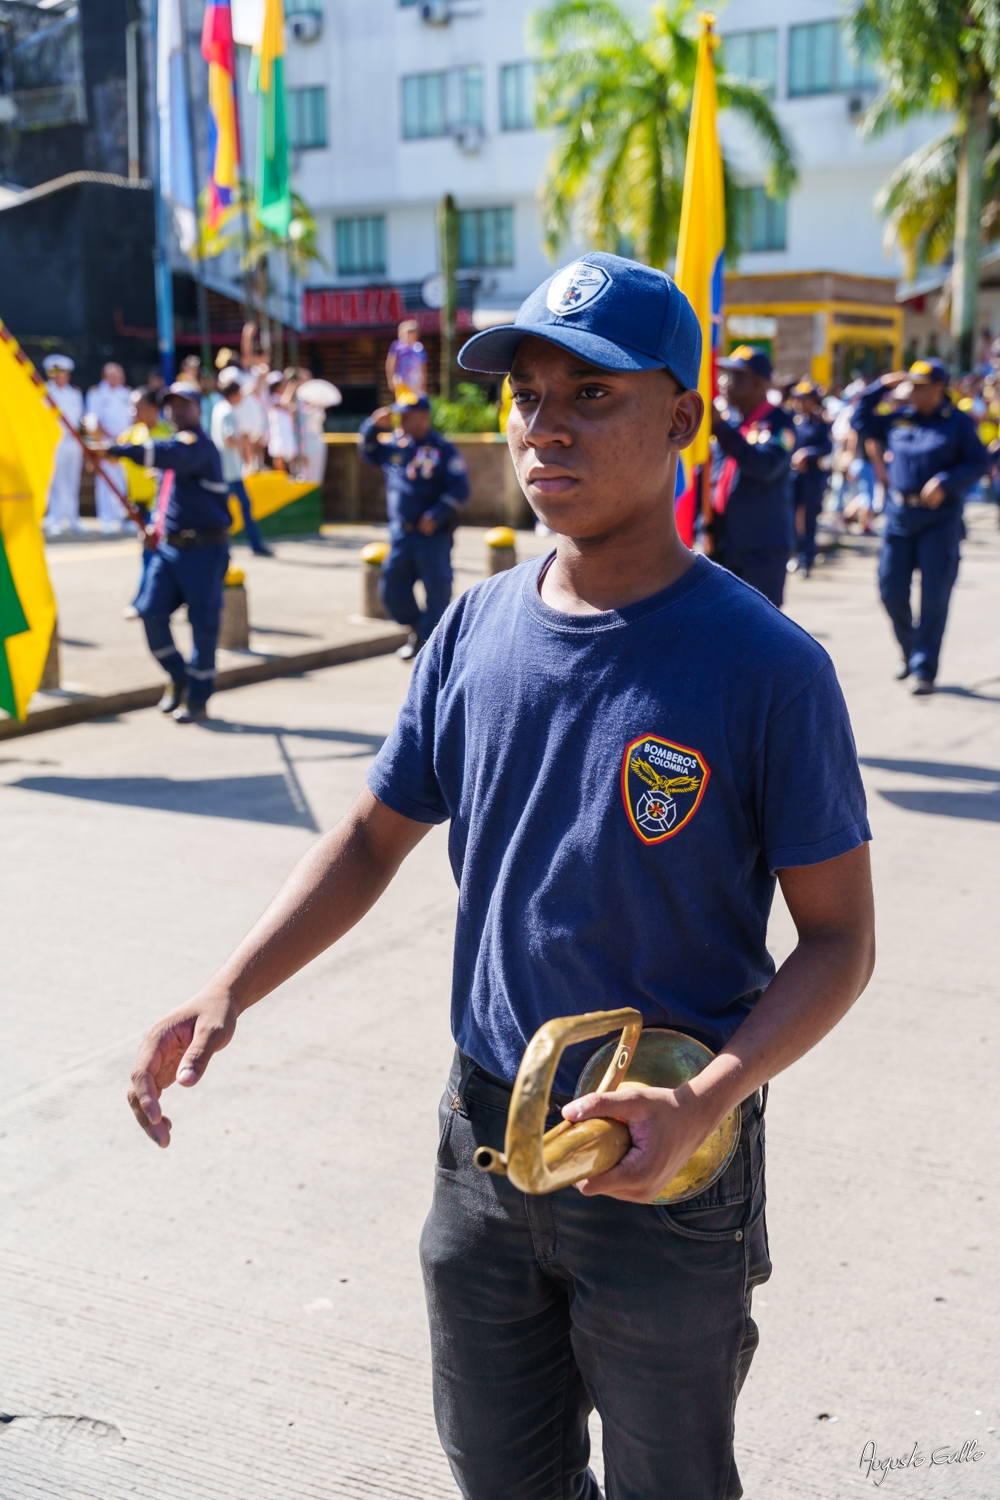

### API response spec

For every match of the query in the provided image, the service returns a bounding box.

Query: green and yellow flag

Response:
[249,0,291,238]
[0,324,61,720]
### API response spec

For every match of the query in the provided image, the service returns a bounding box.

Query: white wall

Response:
[254,0,949,307]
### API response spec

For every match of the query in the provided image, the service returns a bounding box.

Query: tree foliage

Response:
[532,0,797,268]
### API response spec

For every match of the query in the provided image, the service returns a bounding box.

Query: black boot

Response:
[158,681,185,714]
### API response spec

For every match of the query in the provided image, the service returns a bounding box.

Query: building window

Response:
[741,186,786,252]
[336,216,386,276]
[287,86,326,149]
[458,206,514,268]
[788,21,879,97]
[719,29,777,99]
[401,67,483,139]
[500,61,538,130]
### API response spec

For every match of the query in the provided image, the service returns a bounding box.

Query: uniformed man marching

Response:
[107,382,231,723]
[789,379,833,577]
[851,357,988,695]
[358,394,470,660]
[709,345,796,607]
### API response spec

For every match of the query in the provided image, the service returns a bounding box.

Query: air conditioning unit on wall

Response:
[289,10,321,41]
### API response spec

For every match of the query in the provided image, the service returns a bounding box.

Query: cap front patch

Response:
[546,261,613,317]
[621,734,710,844]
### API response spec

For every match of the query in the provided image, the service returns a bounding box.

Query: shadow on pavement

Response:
[860,757,1000,783]
[878,789,1000,822]
[8,773,319,830]
[202,721,385,755]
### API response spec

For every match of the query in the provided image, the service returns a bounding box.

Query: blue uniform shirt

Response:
[109,429,231,533]
[358,419,470,531]
[367,553,870,1094]
[713,403,796,553]
[851,382,988,535]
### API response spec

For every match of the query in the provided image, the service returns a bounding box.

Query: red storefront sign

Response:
[301,287,475,333]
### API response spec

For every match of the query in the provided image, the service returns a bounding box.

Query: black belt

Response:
[456,1048,766,1120]
[890,489,928,509]
[165,528,230,548]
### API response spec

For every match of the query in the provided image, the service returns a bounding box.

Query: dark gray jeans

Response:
[419,1050,771,1500]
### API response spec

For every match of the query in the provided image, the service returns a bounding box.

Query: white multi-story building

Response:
[214,0,944,397]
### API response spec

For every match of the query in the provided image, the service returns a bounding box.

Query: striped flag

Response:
[157,0,199,254]
[249,0,291,238]
[0,324,60,721]
[201,0,242,247]
[673,13,726,545]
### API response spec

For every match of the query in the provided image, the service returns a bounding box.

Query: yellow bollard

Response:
[484,525,516,576]
[219,565,250,650]
[360,541,391,619]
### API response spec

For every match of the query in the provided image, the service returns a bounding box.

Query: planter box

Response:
[321,433,532,529]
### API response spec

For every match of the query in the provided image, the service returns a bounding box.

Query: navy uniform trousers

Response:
[381,529,454,641]
[421,1051,771,1500]
[878,512,962,683]
[137,540,229,706]
[793,474,826,571]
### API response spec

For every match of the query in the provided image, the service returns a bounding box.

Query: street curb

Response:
[0,628,409,742]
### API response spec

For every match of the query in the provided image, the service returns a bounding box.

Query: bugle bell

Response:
[472,1008,741,1203]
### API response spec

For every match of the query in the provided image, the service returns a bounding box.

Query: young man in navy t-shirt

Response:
[127,254,875,1500]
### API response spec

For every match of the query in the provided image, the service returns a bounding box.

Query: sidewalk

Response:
[3,525,549,741]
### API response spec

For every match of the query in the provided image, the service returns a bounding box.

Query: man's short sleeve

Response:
[756,660,871,873]
[366,637,450,824]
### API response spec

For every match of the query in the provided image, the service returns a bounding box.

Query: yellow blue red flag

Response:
[674,13,725,542]
[201,0,241,242]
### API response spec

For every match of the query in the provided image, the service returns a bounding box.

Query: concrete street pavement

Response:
[1,509,999,1498]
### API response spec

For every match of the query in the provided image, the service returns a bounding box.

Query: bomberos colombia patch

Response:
[621,733,710,844]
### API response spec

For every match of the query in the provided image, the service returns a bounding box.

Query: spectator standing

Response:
[788,380,832,577]
[42,354,85,536]
[85,363,133,531]
[266,371,297,471]
[235,365,269,473]
[211,371,274,556]
[386,320,427,404]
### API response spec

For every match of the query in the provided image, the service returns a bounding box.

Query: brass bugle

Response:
[473,1008,741,1203]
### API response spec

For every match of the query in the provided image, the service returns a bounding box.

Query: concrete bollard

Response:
[218,566,250,649]
[484,526,516,576]
[360,541,391,619]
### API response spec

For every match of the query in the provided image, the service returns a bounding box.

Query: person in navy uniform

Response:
[107,382,232,723]
[709,345,796,607]
[851,357,989,695]
[788,379,833,578]
[358,394,470,660]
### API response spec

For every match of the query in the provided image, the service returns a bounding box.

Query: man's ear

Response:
[668,388,705,450]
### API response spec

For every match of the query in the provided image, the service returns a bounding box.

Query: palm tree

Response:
[532,0,797,270]
[852,0,1000,369]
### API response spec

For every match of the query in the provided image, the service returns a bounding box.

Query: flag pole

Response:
[150,0,177,384]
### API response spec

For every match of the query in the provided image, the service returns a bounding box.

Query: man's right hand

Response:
[127,989,239,1147]
[370,406,395,431]
[879,371,911,389]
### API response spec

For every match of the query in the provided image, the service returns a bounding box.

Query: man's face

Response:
[50,367,70,387]
[718,367,769,417]
[165,395,200,430]
[506,336,702,539]
[400,324,419,346]
[910,380,947,416]
[792,395,820,418]
[104,363,125,388]
[399,407,432,441]
[134,399,159,428]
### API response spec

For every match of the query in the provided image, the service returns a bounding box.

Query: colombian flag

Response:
[0,323,60,720]
[673,13,725,546]
[201,0,241,241]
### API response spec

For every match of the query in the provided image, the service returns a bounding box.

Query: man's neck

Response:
[539,505,693,616]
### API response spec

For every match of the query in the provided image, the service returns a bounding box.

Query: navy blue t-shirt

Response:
[367,553,871,1094]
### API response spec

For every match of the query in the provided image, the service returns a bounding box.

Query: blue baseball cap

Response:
[392,393,431,412]
[717,344,773,380]
[457,252,702,391]
[905,357,949,385]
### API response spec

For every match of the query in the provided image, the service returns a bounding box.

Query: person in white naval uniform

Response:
[43,354,86,535]
[85,363,133,530]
